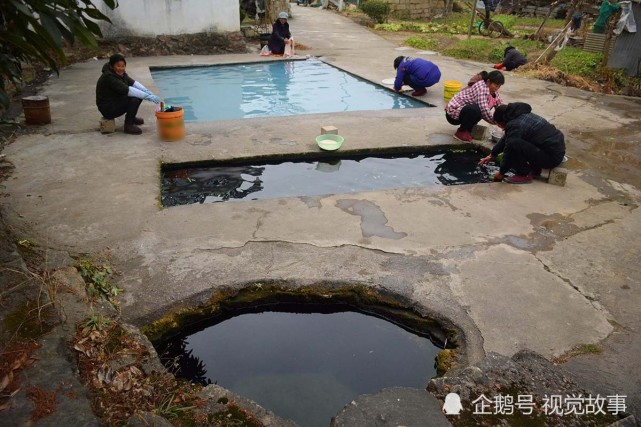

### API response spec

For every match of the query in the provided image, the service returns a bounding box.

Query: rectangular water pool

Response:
[161,149,495,207]
[151,60,429,122]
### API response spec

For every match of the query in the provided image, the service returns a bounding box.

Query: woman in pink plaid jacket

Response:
[445,70,505,142]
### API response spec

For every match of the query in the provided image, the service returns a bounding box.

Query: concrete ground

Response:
[2,4,641,425]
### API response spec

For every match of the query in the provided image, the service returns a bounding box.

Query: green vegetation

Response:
[362,0,391,24]
[404,35,438,51]
[16,238,37,248]
[154,392,197,419]
[514,15,567,28]
[493,14,517,31]
[442,38,501,61]
[367,10,637,94]
[142,283,455,354]
[75,257,122,303]
[551,48,603,79]
[375,21,468,34]
[80,314,110,334]
[0,0,117,109]
[443,38,543,63]
[577,343,602,354]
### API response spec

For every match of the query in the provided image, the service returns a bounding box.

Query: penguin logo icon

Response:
[443,392,463,415]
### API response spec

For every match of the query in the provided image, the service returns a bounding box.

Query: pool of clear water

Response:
[150,60,428,121]
[157,309,440,427]
[161,148,495,207]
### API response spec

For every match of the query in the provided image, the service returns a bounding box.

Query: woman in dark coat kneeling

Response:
[268,12,294,56]
[479,102,566,184]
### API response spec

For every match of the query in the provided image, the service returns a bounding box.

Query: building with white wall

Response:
[98,0,240,38]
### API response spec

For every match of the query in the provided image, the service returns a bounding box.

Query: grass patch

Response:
[578,343,602,354]
[442,38,500,61]
[553,342,603,363]
[404,35,438,50]
[550,47,603,79]
[512,16,566,28]
[376,21,468,34]
[364,10,635,95]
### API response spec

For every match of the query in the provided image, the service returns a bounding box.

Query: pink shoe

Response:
[506,173,533,184]
[454,129,472,142]
[411,88,427,96]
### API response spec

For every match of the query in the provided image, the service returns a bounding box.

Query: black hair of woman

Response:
[486,70,505,85]
[393,56,404,70]
[504,46,515,56]
[467,70,489,87]
[493,104,507,125]
[109,53,126,66]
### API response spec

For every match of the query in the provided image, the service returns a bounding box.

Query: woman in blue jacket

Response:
[393,56,441,97]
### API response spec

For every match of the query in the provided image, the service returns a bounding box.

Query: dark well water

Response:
[157,309,440,427]
[150,59,428,121]
[161,149,495,207]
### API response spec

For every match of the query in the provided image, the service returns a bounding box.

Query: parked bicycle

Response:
[467,0,508,38]
[477,16,506,37]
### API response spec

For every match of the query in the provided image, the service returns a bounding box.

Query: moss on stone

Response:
[142,282,458,373]
[436,348,457,376]
[211,402,262,426]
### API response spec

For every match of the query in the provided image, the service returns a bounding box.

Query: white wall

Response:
[99,0,240,37]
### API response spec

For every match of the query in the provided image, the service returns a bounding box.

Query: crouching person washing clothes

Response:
[479,102,566,184]
[96,54,160,135]
[393,56,441,97]
[268,12,294,57]
[445,70,505,142]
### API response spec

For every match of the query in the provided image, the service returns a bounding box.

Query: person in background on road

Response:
[493,46,527,71]
[268,12,294,57]
[482,0,500,24]
[95,53,160,135]
[570,11,583,33]
[445,70,505,143]
[393,56,441,97]
[479,102,566,184]
[592,0,620,33]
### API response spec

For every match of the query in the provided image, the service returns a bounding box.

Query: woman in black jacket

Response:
[268,12,294,56]
[493,46,527,71]
[479,102,566,184]
[95,54,160,135]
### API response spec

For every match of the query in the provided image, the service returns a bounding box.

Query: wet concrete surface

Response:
[1,4,641,425]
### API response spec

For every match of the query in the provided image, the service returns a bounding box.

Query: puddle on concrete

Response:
[156,306,441,427]
[161,148,495,207]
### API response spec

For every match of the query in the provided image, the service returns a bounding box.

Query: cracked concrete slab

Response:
[451,244,613,358]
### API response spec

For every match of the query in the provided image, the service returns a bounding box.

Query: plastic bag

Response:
[260,45,270,56]
[614,1,636,35]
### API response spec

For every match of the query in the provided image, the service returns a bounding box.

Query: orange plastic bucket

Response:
[155,106,184,142]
